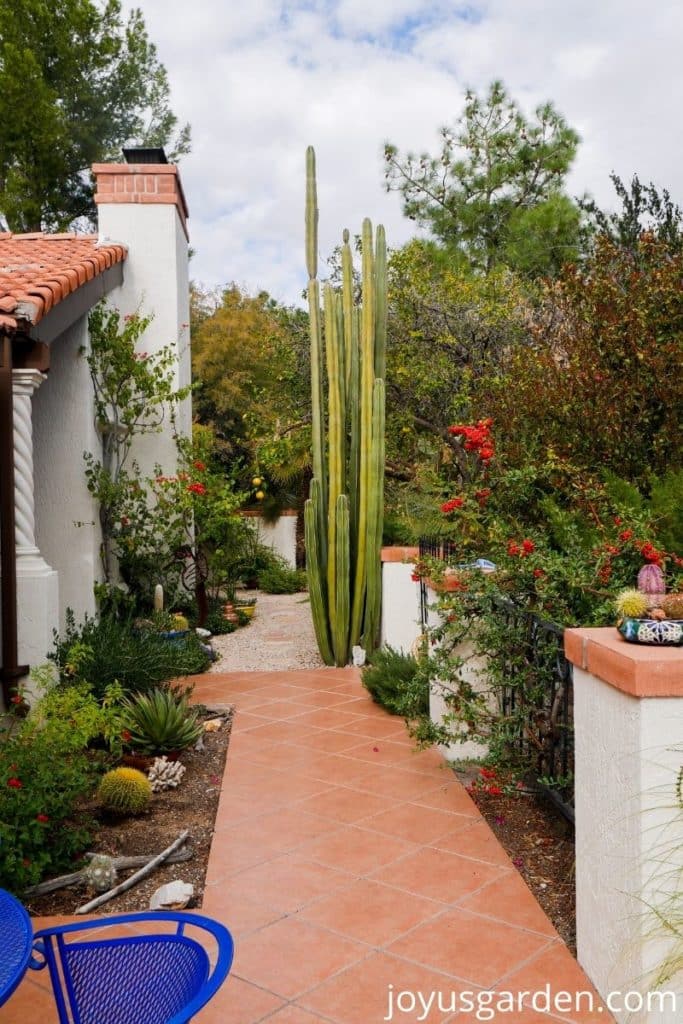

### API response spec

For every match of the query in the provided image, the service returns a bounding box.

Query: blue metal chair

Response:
[29,910,234,1024]
[0,887,33,1006]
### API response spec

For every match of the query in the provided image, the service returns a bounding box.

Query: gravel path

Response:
[208,590,326,672]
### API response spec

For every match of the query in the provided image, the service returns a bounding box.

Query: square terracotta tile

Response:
[387,907,553,988]
[457,872,558,937]
[299,878,444,946]
[290,708,369,730]
[201,882,284,938]
[243,720,322,744]
[194,975,284,1023]
[289,730,366,754]
[228,853,353,912]
[344,765,448,801]
[410,783,481,818]
[371,846,505,902]
[240,700,318,721]
[295,786,389,823]
[501,944,612,1022]
[296,825,418,875]
[433,819,516,867]
[234,918,367,999]
[358,802,473,845]
[3,978,59,1023]
[342,739,445,774]
[264,1006,331,1023]
[340,716,409,739]
[300,951,472,1023]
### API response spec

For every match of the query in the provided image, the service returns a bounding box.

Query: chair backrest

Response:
[31,911,234,1024]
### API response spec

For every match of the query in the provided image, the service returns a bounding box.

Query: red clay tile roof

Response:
[0,233,127,333]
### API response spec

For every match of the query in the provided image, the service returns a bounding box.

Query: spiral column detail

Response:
[12,370,46,556]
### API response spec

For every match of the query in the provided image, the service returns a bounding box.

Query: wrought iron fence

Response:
[418,537,575,822]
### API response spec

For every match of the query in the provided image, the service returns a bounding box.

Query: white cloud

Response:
[132,0,683,304]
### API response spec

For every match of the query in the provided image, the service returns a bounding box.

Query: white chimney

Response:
[92,150,192,474]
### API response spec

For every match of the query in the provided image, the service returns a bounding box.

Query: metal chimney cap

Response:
[122,146,168,165]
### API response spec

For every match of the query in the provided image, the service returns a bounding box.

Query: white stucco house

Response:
[0,151,192,707]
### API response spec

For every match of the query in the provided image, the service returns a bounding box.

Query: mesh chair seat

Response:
[30,911,234,1024]
[0,888,33,1006]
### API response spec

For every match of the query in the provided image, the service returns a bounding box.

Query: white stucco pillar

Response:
[12,369,59,694]
[566,627,683,1023]
[380,546,422,653]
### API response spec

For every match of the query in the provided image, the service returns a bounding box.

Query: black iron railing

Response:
[417,538,575,822]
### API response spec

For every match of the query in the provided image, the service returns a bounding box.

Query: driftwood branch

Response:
[25,848,192,897]
[74,831,190,915]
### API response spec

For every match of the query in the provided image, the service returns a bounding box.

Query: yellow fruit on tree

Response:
[255,490,265,500]
[252,476,262,486]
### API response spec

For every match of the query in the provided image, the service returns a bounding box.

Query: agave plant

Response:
[121,688,203,755]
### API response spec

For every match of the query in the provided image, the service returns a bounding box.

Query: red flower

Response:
[486,785,503,796]
[480,767,497,779]
[613,516,623,526]
[598,563,612,583]
[479,446,494,461]
[36,814,49,823]
[10,694,23,704]
[7,777,22,788]
[440,497,464,514]
[193,460,206,472]
[619,529,633,542]
[507,541,520,556]
[121,729,132,743]
[521,539,535,555]
[410,572,420,582]
[475,488,491,505]
[533,568,546,579]
[187,482,207,496]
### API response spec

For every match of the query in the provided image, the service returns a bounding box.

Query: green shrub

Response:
[122,688,203,755]
[361,646,429,717]
[98,767,152,815]
[258,559,307,594]
[0,681,106,893]
[50,612,210,699]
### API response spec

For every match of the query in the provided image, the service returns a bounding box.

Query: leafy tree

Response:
[0,0,190,231]
[581,172,683,259]
[384,239,530,479]
[384,80,581,276]
[191,284,311,511]
[475,234,683,485]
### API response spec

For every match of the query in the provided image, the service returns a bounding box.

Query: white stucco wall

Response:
[574,667,683,1021]
[249,513,298,568]
[380,561,422,653]
[33,315,101,633]
[97,202,192,476]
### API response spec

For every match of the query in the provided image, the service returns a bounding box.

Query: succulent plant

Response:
[615,589,649,619]
[98,767,152,815]
[304,146,386,666]
[662,593,683,619]
[122,688,203,755]
[85,854,118,892]
[637,563,665,594]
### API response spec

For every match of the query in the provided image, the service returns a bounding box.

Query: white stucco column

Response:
[566,627,683,1023]
[380,547,422,653]
[12,369,59,694]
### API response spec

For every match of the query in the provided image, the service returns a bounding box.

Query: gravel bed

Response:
[208,590,325,671]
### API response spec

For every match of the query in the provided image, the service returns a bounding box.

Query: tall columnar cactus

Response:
[304,146,387,666]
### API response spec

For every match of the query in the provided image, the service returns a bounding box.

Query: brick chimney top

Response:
[92,162,189,240]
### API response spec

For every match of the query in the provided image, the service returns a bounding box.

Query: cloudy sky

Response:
[136,0,683,305]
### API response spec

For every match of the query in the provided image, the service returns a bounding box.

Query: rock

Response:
[204,718,223,732]
[149,880,194,911]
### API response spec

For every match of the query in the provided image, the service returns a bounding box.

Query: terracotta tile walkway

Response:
[5,668,611,1023]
